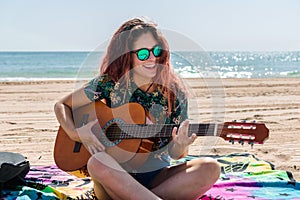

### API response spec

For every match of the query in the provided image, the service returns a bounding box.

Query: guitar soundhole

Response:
[100,118,125,147]
[106,124,124,140]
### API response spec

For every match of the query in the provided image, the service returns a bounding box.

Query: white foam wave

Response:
[0,77,89,82]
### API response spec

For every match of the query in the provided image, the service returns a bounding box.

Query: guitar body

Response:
[54,101,151,172]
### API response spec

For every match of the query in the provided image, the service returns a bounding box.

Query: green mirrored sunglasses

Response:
[132,45,162,61]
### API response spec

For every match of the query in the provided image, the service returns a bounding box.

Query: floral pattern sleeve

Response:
[83,75,115,102]
[170,90,188,125]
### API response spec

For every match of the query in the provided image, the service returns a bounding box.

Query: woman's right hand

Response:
[76,119,106,155]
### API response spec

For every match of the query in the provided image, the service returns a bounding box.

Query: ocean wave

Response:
[0,77,89,82]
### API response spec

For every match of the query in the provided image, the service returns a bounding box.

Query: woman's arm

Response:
[54,87,92,142]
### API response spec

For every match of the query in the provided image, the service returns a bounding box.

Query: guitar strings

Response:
[99,124,219,139]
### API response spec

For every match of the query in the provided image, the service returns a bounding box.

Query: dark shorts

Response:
[130,168,164,189]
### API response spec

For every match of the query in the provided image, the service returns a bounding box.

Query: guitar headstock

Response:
[220,121,269,146]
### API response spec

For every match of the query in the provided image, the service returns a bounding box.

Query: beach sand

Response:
[0,78,299,180]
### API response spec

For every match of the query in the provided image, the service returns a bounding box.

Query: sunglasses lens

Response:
[137,49,150,61]
[153,46,162,57]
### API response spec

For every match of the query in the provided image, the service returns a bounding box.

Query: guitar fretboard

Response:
[103,123,224,140]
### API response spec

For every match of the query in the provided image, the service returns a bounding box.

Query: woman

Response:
[54,18,220,200]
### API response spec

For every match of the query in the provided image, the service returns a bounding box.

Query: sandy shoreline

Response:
[0,78,299,180]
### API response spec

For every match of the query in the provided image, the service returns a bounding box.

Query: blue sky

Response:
[1,0,299,51]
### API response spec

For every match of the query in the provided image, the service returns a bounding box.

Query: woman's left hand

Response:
[171,120,197,150]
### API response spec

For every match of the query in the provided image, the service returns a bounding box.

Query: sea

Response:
[0,51,299,81]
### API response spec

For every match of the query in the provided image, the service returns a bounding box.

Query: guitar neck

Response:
[106,123,222,140]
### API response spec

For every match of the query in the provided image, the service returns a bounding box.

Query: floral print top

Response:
[84,74,188,171]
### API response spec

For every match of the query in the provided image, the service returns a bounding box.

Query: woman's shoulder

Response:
[86,74,115,86]
[84,74,116,92]
[83,74,116,101]
[92,74,114,83]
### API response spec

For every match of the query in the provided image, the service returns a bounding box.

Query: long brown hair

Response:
[100,18,186,115]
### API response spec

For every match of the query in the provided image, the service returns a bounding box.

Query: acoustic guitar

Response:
[54,101,269,172]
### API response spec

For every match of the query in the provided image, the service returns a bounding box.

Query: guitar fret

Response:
[214,124,218,136]
[163,125,167,137]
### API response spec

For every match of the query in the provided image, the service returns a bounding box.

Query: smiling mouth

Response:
[143,64,156,69]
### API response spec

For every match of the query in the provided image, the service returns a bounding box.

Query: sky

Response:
[0,0,299,51]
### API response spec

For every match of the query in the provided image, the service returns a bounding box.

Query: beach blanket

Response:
[181,154,300,200]
[2,165,95,199]
[1,153,300,200]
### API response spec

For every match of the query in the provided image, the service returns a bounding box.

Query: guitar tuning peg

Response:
[242,120,247,123]
[239,140,244,145]
[232,120,237,122]
[252,120,256,123]
[249,141,254,149]
[229,139,235,145]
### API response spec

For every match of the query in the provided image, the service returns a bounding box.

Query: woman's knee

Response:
[201,158,220,182]
[87,152,112,179]
[193,157,220,186]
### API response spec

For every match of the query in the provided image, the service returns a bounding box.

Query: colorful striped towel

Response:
[1,153,299,199]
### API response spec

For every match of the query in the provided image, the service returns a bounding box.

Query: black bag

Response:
[0,152,30,192]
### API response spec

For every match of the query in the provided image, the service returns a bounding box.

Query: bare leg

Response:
[150,158,220,200]
[87,152,162,200]
[93,180,111,200]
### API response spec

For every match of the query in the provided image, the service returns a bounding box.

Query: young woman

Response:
[54,18,220,200]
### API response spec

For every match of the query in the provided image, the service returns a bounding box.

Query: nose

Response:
[147,51,156,61]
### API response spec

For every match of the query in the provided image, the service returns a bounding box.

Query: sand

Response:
[0,78,299,180]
